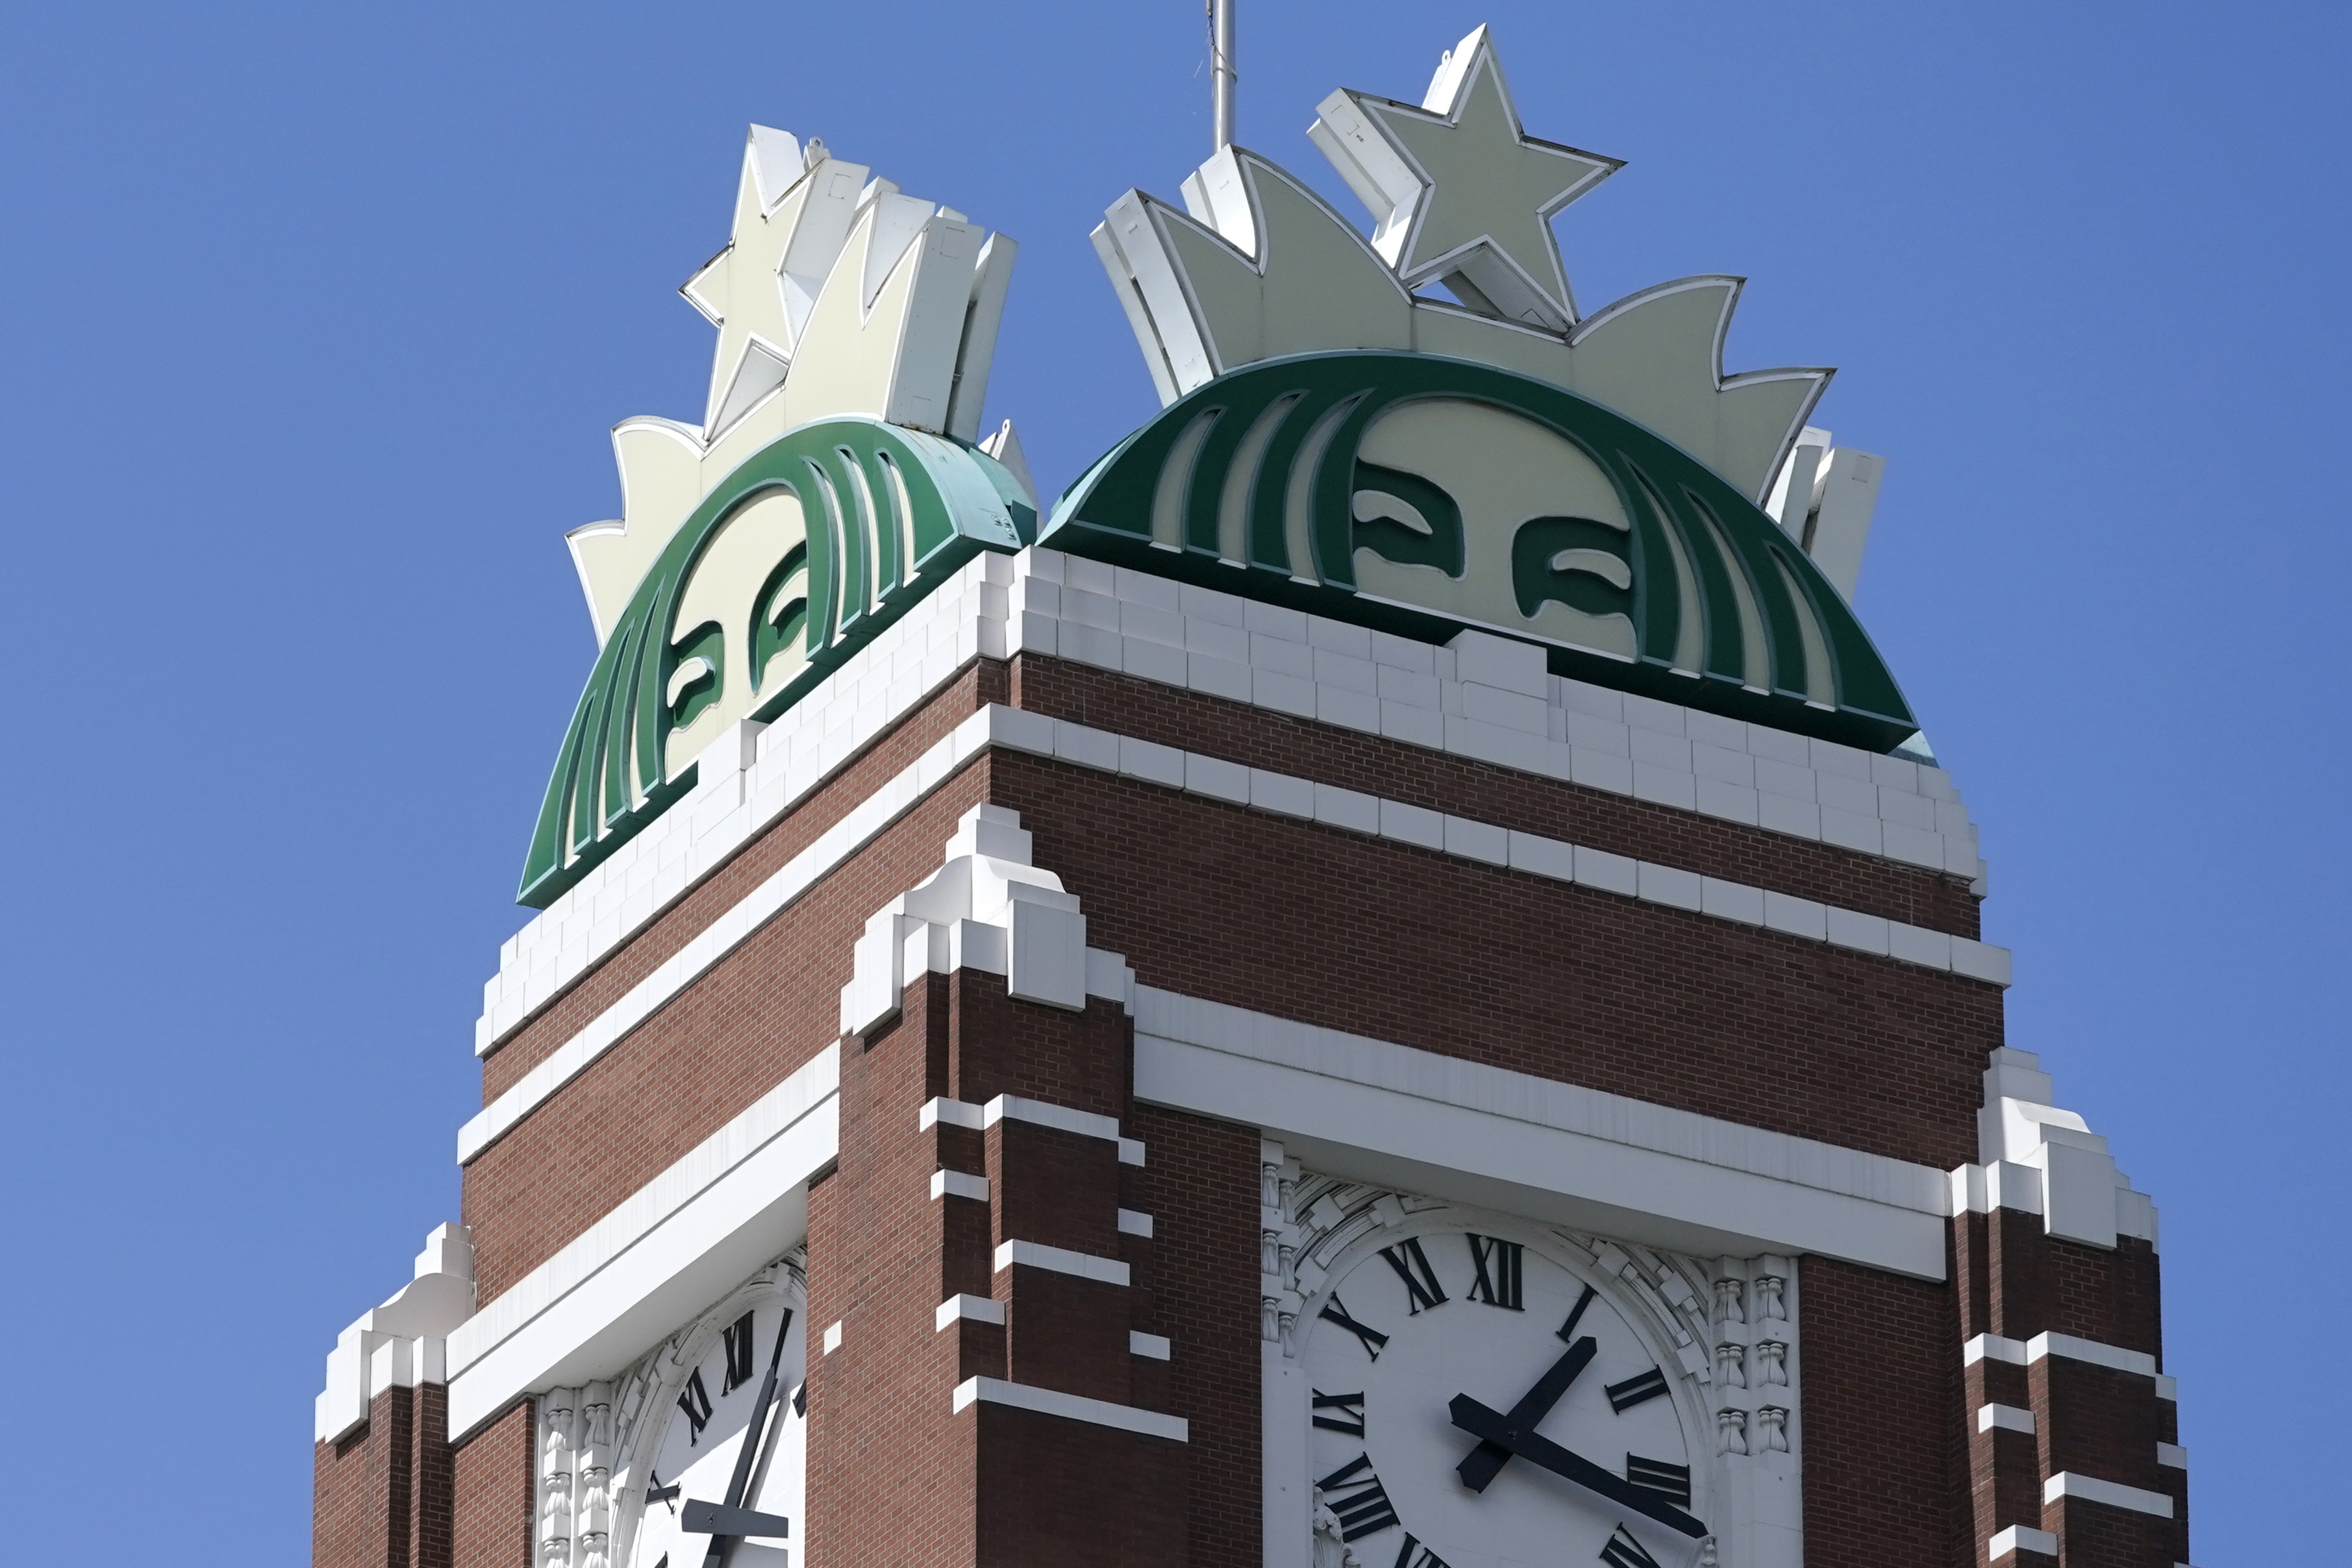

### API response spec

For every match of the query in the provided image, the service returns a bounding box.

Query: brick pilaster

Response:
[1952,1208,2185,1566]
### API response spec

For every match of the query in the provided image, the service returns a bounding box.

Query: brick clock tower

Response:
[312,28,2192,1568]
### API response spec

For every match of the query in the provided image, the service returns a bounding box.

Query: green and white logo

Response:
[1043,351,1914,752]
[520,29,1920,909]
[519,127,1031,908]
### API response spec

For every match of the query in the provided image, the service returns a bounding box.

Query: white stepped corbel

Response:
[314,1223,477,1443]
[840,804,1135,1037]
[1947,1049,2157,1250]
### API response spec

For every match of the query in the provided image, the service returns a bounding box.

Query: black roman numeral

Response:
[1312,1389,1366,1437]
[1316,1454,1401,1542]
[1390,1534,1449,1568]
[1464,1234,1523,1310]
[1625,1454,1691,1506]
[1598,1524,1661,1568]
[1605,1367,1670,1413]
[1559,1283,1598,1341]
[1318,1294,1390,1361]
[721,1310,757,1394]
[676,1367,714,1444]
[1379,1239,1448,1314]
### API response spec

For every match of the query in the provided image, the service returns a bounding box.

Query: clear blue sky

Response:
[1,3,2340,1560]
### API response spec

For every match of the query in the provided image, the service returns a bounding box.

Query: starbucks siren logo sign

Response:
[518,27,1915,908]
[520,127,1034,908]
[1061,25,1912,751]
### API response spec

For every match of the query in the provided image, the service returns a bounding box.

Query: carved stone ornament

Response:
[534,1250,805,1568]
[1259,1141,1804,1568]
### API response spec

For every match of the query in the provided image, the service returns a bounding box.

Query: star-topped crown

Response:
[567,126,1024,643]
[1092,27,1828,506]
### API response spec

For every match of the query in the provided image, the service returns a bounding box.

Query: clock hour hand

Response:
[1456,1335,1597,1492]
[1449,1394,1706,1539]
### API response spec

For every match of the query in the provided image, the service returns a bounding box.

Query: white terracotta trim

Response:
[444,1045,838,1436]
[951,1375,1188,1442]
[1132,987,1951,1280]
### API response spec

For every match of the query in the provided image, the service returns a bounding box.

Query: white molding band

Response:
[951,1375,1188,1442]
[2030,1331,2158,1378]
[444,1045,838,1436]
[1977,1402,2035,1434]
[1966,1334,2029,1367]
[994,1239,1131,1287]
[931,1169,990,1202]
[920,1096,987,1131]
[923,1092,1149,1166]
[1117,1208,1154,1238]
[987,1093,1120,1141]
[985,706,2008,986]
[481,547,1989,1058]
[1130,1331,1171,1360]
[1132,987,1951,1279]
[1964,1332,2160,1378]
[2157,1441,2187,1469]
[2044,1471,2175,1517]
[936,1293,1005,1329]
[1989,1524,2058,1558]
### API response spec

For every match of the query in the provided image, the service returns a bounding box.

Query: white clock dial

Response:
[1302,1226,1703,1568]
[629,1295,807,1568]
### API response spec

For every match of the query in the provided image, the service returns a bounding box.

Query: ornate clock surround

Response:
[1258,1148,1803,1568]
[535,1251,807,1568]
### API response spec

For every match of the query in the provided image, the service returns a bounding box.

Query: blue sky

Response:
[0,2,2342,1560]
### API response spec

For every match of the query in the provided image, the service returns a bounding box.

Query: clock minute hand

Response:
[1448,1394,1707,1539]
[1455,1335,1597,1493]
[701,1309,795,1568]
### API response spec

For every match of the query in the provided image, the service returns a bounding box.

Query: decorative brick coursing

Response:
[1798,1254,1961,1568]
[810,962,1191,1568]
[1129,1106,1262,1568]
[990,750,2001,1171]
[312,1382,453,1568]
[1010,654,1981,938]
[481,660,1004,1099]
[449,1401,532,1568]
[807,973,980,1568]
[462,762,990,1306]
[1953,1209,2183,1566]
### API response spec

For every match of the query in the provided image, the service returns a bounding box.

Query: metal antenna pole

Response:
[1210,0,1236,150]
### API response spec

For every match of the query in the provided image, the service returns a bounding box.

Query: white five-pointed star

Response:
[1312,26,1620,332]
[681,126,860,438]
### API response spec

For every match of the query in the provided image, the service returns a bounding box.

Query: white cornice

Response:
[1132,988,1951,1280]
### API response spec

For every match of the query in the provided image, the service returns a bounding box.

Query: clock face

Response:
[1302,1225,1704,1568]
[629,1295,806,1568]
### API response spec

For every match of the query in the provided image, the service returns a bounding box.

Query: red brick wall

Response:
[1799,1254,1962,1568]
[1954,1210,2184,1564]
[313,1413,389,1568]
[991,750,2001,1171]
[313,1382,452,1568]
[449,1400,532,1568]
[462,762,991,1305]
[1129,1107,1262,1568]
[412,635,2186,1568]
[805,973,980,1568]
[1009,655,1981,937]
